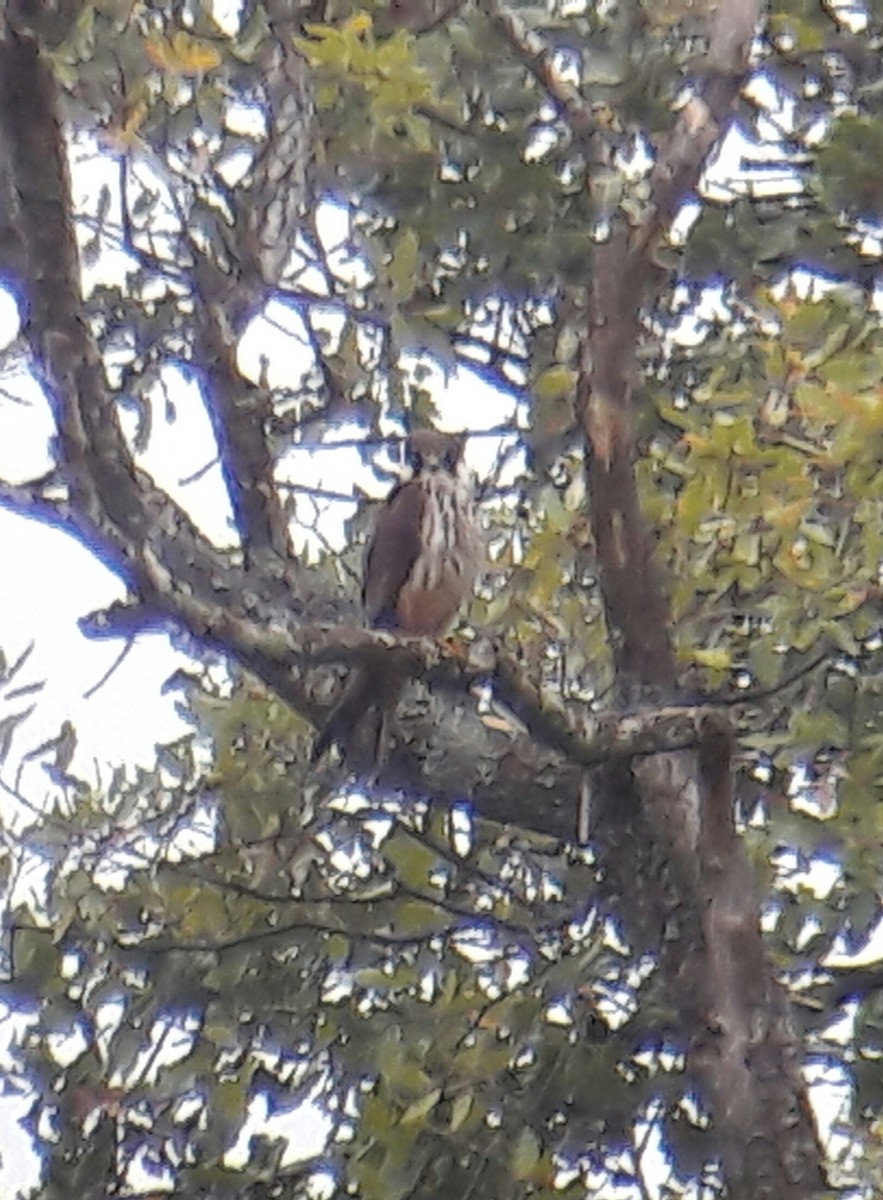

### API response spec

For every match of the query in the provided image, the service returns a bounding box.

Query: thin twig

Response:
[83,637,136,700]
[481,0,597,140]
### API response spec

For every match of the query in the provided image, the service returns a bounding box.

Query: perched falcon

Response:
[313,430,480,761]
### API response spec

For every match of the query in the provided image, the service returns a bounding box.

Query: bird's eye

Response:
[444,449,458,470]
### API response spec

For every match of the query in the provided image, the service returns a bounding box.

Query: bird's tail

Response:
[311,667,404,763]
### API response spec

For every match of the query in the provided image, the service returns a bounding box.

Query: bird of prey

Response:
[313,430,480,762]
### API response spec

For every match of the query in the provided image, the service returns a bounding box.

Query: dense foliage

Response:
[3,0,883,1197]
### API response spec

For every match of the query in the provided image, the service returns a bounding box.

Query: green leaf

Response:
[400,1087,441,1125]
[450,1091,474,1132]
[512,1127,541,1180]
[389,228,420,302]
[383,833,442,890]
[535,366,577,400]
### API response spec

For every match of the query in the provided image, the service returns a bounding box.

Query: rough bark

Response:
[570,0,826,1190]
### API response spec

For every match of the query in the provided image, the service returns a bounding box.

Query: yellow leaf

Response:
[344,11,373,35]
[145,31,222,74]
[684,647,733,671]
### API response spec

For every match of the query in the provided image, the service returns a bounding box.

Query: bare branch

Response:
[482,0,597,140]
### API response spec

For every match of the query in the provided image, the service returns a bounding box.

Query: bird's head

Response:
[405,430,464,476]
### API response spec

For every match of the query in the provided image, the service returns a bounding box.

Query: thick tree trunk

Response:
[576,65,826,1200]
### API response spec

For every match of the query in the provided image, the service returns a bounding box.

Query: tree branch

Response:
[482,0,597,141]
